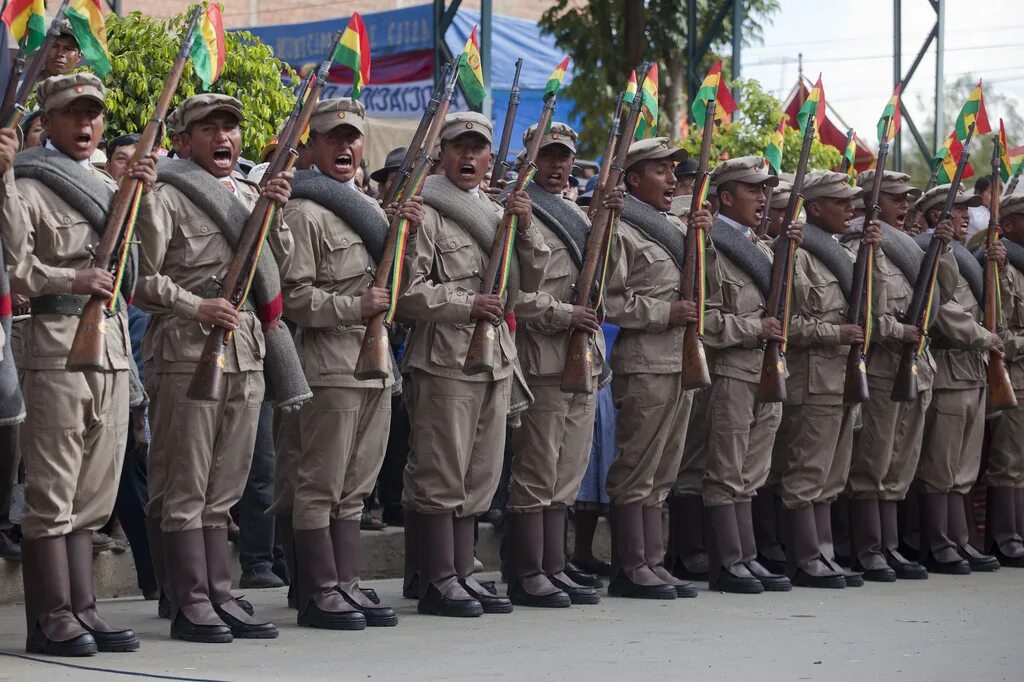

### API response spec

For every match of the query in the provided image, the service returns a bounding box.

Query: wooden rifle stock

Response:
[757,119,815,403]
[490,58,523,189]
[983,136,1017,415]
[0,0,71,127]
[379,64,451,207]
[842,131,890,404]
[186,30,342,401]
[560,88,633,394]
[67,7,204,371]
[353,63,460,380]
[891,123,977,402]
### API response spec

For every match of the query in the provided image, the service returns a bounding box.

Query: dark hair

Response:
[624,160,652,193]
[974,176,991,193]
[107,133,141,159]
[19,110,41,133]
[716,179,741,201]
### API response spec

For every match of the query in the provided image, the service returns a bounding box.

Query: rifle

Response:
[353,62,460,380]
[186,30,344,401]
[463,69,565,375]
[490,58,523,189]
[891,122,977,402]
[560,81,642,393]
[1005,164,1022,197]
[757,116,816,403]
[679,97,717,389]
[842,121,890,404]
[838,128,856,175]
[983,135,1018,414]
[755,167,778,238]
[67,7,205,371]
[0,0,71,127]
[378,63,452,207]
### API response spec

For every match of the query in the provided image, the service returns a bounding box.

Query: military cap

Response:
[310,97,366,135]
[915,183,984,214]
[36,73,105,114]
[371,147,407,183]
[524,121,577,154]
[709,155,779,188]
[1001,193,1024,218]
[674,158,699,180]
[57,19,77,42]
[440,111,493,144]
[769,178,794,210]
[578,174,601,206]
[165,107,183,136]
[803,170,862,201]
[624,137,687,172]
[856,169,921,199]
[175,93,244,130]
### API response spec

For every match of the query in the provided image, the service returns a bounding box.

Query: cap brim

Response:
[370,166,396,183]
[442,129,492,145]
[956,194,984,208]
[45,91,105,114]
[807,185,862,201]
[540,139,577,154]
[884,183,922,200]
[732,171,779,187]
[311,118,365,136]
[186,104,244,128]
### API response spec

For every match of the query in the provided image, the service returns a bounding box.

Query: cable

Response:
[744,42,1023,67]
[0,652,228,682]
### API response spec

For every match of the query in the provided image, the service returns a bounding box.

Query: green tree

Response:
[677,79,841,172]
[539,0,780,156]
[103,5,296,160]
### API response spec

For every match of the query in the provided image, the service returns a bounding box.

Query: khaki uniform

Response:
[987,261,1024,488]
[918,261,992,495]
[702,222,782,507]
[270,196,393,530]
[398,193,548,517]
[603,216,693,506]
[0,170,131,539]
[847,234,936,501]
[509,206,602,512]
[776,237,856,508]
[136,178,266,532]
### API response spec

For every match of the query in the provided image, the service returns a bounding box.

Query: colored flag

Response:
[190,3,225,91]
[67,0,111,77]
[797,75,825,137]
[764,115,786,174]
[543,56,571,101]
[1,0,45,51]
[843,134,857,181]
[635,63,658,137]
[457,25,485,106]
[690,60,737,128]
[954,80,991,141]
[934,130,974,185]
[998,119,1013,183]
[876,85,901,143]
[334,12,371,99]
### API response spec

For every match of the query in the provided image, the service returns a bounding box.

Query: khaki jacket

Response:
[273,195,392,389]
[785,233,852,405]
[515,200,605,385]
[0,168,131,371]
[930,250,992,390]
[398,188,549,382]
[135,174,265,375]
[1000,259,1024,388]
[604,214,687,374]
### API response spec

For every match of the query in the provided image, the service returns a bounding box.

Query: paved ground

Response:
[0,569,1021,681]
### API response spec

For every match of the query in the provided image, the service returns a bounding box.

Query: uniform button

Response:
[200,226,208,233]
[342,238,349,246]
[62,215,71,225]
[449,240,457,249]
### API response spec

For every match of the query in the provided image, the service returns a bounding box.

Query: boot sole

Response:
[861,569,897,583]
[230,626,279,639]
[95,637,141,652]
[171,630,233,644]
[509,594,572,608]
[566,592,601,605]
[607,586,678,600]
[710,580,763,595]
[843,576,865,588]
[966,561,1001,572]
[27,637,98,657]
[365,613,399,627]
[417,602,484,617]
[757,580,792,592]
[793,576,846,589]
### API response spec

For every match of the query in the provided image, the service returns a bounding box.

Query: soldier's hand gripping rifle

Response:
[377,63,452,207]
[679,97,717,389]
[983,134,1017,414]
[891,123,977,402]
[489,58,523,189]
[67,6,205,371]
[756,115,816,402]
[0,0,71,127]
[186,30,343,401]
[463,73,563,375]
[353,62,460,380]
[559,81,640,393]
[842,121,890,404]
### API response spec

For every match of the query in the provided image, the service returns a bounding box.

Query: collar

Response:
[46,140,93,169]
[716,212,754,237]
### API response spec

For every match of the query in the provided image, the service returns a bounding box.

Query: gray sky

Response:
[741,0,1023,149]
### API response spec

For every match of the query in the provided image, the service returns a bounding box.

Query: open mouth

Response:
[548,172,563,185]
[662,188,674,202]
[213,146,232,164]
[459,163,476,179]
[334,152,353,172]
[74,132,91,146]
[895,212,907,226]
[754,207,765,221]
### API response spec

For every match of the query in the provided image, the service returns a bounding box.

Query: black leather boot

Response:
[204,528,278,638]
[783,506,845,589]
[706,504,762,594]
[67,531,140,651]
[331,519,399,625]
[163,529,233,643]
[22,535,98,656]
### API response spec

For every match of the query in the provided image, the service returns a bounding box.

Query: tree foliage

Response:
[102,5,296,160]
[539,0,780,156]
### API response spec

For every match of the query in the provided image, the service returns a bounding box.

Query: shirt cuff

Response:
[172,290,203,320]
[550,302,574,331]
[647,300,672,334]
[44,268,78,295]
[452,290,474,323]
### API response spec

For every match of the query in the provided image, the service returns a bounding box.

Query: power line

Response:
[745,42,1022,68]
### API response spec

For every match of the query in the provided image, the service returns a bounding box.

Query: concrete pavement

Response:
[0,569,1021,681]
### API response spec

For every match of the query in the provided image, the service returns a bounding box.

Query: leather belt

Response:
[29,294,90,316]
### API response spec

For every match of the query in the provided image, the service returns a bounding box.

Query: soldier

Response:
[765,177,793,239]
[602,136,704,600]
[846,170,934,581]
[1,74,157,656]
[135,94,297,643]
[985,193,1024,567]
[777,170,882,588]
[269,97,416,629]
[398,112,548,617]
[913,184,1001,574]
[505,122,612,608]
[370,146,407,195]
[41,21,82,79]
[702,156,794,594]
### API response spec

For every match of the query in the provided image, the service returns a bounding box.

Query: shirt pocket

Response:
[321,231,371,284]
[806,281,846,323]
[178,218,230,269]
[640,244,676,293]
[435,233,481,285]
[541,241,574,298]
[44,210,93,264]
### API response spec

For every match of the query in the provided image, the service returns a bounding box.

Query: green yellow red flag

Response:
[543,56,571,101]
[691,60,737,128]
[457,25,485,106]
[797,75,825,137]
[1,0,45,51]
[190,3,225,91]
[67,0,111,77]
[934,130,974,185]
[876,85,901,143]
[954,80,991,141]
[763,115,786,174]
[334,12,371,99]
[999,119,1013,183]
[843,134,857,181]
